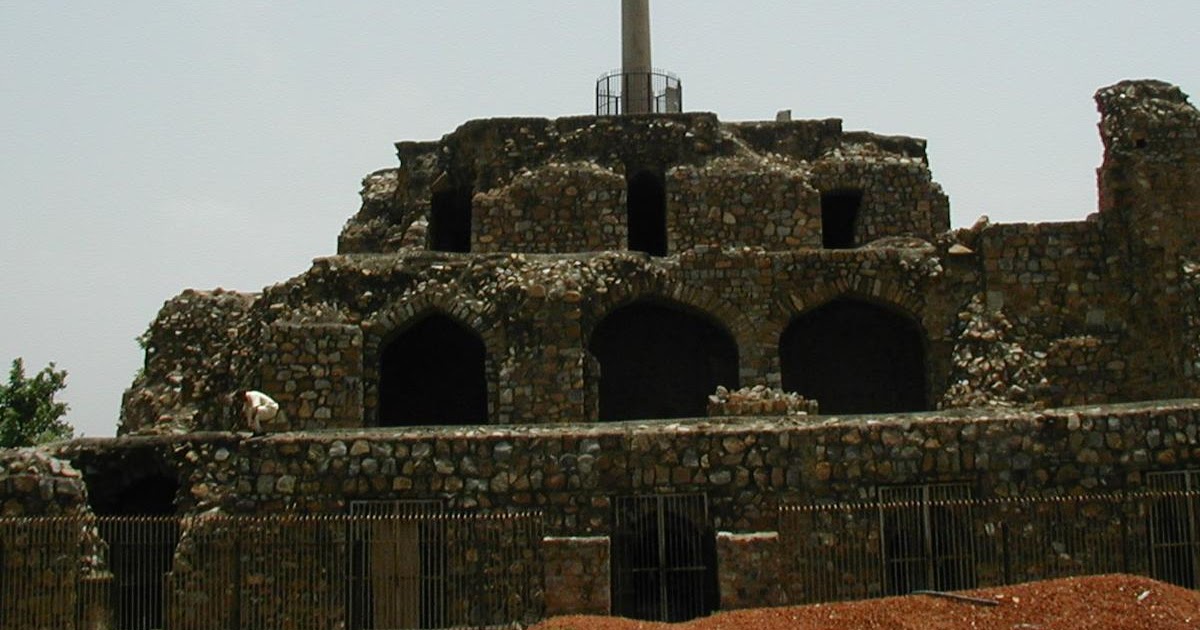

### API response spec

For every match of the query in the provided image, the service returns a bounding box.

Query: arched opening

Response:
[821,189,862,249]
[378,313,487,426]
[589,300,738,421]
[81,450,179,630]
[780,298,927,414]
[627,169,667,256]
[612,495,718,622]
[430,186,473,252]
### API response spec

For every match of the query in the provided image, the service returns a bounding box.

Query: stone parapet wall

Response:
[809,152,950,244]
[67,401,1200,532]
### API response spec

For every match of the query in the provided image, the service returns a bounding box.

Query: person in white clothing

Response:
[241,390,279,433]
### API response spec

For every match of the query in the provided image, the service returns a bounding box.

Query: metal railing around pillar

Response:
[596,69,683,116]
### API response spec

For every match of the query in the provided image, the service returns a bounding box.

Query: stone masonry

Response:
[4,79,1200,621]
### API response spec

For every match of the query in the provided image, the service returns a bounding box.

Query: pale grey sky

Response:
[2,1,1198,438]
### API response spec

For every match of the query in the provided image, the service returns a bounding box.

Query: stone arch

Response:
[588,296,740,421]
[779,295,929,414]
[584,276,763,394]
[364,295,504,427]
[584,277,757,353]
[379,313,488,426]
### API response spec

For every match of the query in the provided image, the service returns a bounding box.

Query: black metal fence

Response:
[0,512,543,630]
[779,489,1200,604]
[596,69,683,115]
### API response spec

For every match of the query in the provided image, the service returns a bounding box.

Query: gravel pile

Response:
[533,574,1200,630]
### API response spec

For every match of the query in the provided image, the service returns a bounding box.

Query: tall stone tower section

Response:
[1096,80,1200,398]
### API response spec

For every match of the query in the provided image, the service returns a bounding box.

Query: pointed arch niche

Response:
[378,312,488,426]
[779,298,928,414]
[589,300,738,421]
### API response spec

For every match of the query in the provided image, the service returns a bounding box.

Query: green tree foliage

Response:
[0,358,73,448]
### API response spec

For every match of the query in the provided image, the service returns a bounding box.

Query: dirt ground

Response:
[531,574,1200,630]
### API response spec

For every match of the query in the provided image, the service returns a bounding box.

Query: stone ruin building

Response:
[4,6,1200,628]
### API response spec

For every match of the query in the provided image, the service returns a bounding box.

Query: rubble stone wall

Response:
[716,532,786,610]
[68,401,1200,533]
[260,322,363,430]
[337,115,950,257]
[1097,80,1200,401]
[977,221,1111,341]
[473,163,626,253]
[542,536,610,616]
[668,159,819,250]
[808,153,951,245]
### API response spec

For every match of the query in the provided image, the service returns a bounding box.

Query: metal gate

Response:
[612,494,716,622]
[1147,471,1200,588]
[879,484,977,595]
[349,500,446,630]
[100,517,180,630]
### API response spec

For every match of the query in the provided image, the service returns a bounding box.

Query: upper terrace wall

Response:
[47,401,1200,534]
[336,115,950,256]
[119,80,1200,435]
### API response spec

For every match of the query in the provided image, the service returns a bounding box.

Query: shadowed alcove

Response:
[627,169,668,256]
[378,313,488,426]
[80,449,180,630]
[590,300,738,421]
[821,189,863,249]
[780,298,927,414]
[430,185,474,253]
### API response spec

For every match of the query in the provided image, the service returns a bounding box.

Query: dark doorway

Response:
[378,313,488,426]
[821,189,862,249]
[612,494,718,622]
[83,453,180,630]
[589,301,738,421]
[627,170,668,256]
[780,298,927,414]
[430,186,473,252]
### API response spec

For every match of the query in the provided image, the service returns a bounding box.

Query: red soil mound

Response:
[532,574,1200,630]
